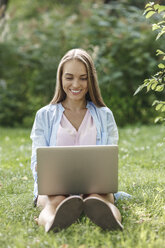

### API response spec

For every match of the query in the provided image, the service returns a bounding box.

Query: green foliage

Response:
[0,0,164,127]
[123,0,148,9]
[0,126,165,247]
[134,2,165,123]
[81,2,162,125]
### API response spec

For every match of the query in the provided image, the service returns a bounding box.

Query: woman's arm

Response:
[30,109,49,181]
[106,110,119,145]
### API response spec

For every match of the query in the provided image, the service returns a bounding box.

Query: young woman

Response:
[30,48,130,233]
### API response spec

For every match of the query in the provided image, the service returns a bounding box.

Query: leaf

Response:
[154,116,163,123]
[143,7,154,15]
[161,105,165,112]
[152,24,160,31]
[153,100,165,106]
[154,71,163,77]
[144,79,150,85]
[155,85,164,92]
[158,63,165,69]
[156,49,165,56]
[156,31,165,40]
[157,20,165,25]
[152,100,159,106]
[146,11,155,19]
[154,4,160,11]
[134,84,146,95]
[151,82,158,90]
[155,103,163,111]
[157,6,165,13]
[145,2,154,8]
[147,84,151,92]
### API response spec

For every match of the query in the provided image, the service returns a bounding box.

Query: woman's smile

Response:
[70,89,82,95]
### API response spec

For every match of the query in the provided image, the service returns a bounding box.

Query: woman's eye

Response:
[81,78,87,80]
[66,78,72,80]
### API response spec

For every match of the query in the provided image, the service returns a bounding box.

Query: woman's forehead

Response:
[63,59,87,75]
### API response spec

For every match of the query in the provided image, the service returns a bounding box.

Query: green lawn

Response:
[0,125,165,248]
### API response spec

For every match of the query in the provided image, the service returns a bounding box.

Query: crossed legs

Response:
[36,193,123,232]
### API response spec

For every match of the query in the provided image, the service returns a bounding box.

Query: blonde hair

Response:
[50,48,106,107]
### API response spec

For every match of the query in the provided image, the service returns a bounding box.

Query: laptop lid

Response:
[37,145,118,195]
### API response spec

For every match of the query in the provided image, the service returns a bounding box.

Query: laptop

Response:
[37,145,118,195]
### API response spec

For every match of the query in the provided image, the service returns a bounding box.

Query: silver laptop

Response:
[37,145,118,195]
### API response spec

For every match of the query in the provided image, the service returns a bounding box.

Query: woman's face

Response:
[62,59,88,103]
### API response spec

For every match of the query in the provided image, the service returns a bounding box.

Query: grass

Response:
[0,125,165,248]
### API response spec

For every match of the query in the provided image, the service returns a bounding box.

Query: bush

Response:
[134,2,165,124]
[0,0,164,126]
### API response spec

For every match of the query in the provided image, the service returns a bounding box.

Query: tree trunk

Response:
[0,0,8,19]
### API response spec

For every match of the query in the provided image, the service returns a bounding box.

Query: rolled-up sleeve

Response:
[30,110,48,183]
[106,110,119,145]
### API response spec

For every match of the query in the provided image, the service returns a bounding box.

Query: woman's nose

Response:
[72,79,79,87]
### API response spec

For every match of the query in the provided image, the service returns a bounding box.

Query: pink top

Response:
[56,109,97,146]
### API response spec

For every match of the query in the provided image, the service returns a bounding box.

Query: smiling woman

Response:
[30,48,126,233]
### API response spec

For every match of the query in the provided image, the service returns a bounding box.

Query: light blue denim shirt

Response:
[30,101,119,200]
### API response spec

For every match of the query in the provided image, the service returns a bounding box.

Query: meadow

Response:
[0,125,164,248]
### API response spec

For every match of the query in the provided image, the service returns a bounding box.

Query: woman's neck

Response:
[62,99,87,112]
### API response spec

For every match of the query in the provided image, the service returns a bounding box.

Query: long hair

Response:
[50,48,106,107]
